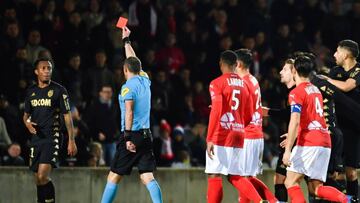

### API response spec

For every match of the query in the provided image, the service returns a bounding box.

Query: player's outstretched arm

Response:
[321,74,357,92]
[314,75,360,124]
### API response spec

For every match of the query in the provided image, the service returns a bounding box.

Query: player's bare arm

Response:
[64,112,77,156]
[326,77,357,92]
[125,100,136,153]
[23,112,37,134]
[283,112,300,167]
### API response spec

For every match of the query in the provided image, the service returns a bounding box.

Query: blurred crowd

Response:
[0,0,359,168]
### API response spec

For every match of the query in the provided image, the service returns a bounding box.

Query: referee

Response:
[23,58,77,203]
[100,27,163,203]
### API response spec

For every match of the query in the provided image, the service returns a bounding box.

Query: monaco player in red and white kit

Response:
[234,49,277,203]
[206,50,256,203]
[283,56,347,203]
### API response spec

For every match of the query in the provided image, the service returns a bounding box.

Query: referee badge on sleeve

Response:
[121,87,130,97]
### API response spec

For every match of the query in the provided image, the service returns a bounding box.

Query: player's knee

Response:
[274,173,286,184]
[308,185,316,196]
[107,171,122,184]
[140,172,154,185]
[36,173,50,184]
[284,178,295,188]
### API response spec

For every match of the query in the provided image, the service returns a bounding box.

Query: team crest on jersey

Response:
[48,90,54,97]
[121,87,130,97]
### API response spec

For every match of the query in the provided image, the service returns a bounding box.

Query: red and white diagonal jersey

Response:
[288,82,331,148]
[242,74,263,139]
[207,73,252,148]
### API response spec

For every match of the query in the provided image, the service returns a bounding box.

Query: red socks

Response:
[317,185,347,203]
[249,177,278,203]
[229,176,262,202]
[239,192,250,203]
[207,177,223,203]
[288,185,306,203]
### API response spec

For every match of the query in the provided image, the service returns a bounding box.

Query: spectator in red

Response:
[192,81,210,122]
[153,119,174,167]
[155,33,185,74]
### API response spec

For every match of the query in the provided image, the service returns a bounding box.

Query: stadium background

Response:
[0,0,359,202]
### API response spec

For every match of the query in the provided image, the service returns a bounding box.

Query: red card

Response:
[116,17,128,28]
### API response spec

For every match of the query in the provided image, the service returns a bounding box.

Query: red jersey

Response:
[288,82,331,147]
[243,74,263,139]
[207,73,252,148]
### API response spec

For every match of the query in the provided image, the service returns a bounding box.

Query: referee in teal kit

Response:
[100,26,163,203]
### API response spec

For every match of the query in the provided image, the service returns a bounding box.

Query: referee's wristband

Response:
[123,37,131,45]
[124,130,132,142]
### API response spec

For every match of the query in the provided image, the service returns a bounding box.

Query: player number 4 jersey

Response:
[207,73,252,148]
[288,82,331,147]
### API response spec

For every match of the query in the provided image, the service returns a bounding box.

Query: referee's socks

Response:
[146,179,163,203]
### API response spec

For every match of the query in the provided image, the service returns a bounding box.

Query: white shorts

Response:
[287,146,331,182]
[205,145,244,175]
[242,138,264,176]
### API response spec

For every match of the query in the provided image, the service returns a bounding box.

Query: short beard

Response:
[42,79,50,84]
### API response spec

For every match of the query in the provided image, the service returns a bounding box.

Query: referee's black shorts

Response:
[111,129,156,175]
[328,126,344,173]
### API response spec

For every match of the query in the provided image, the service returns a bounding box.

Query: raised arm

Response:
[122,27,137,58]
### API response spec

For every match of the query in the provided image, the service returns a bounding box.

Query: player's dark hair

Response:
[293,51,317,71]
[338,39,359,58]
[220,50,237,67]
[33,57,53,69]
[294,55,313,77]
[124,56,141,74]
[234,48,253,69]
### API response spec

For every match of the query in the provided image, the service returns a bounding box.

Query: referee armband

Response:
[291,104,302,113]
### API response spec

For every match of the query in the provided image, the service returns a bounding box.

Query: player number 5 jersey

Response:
[207,73,252,148]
